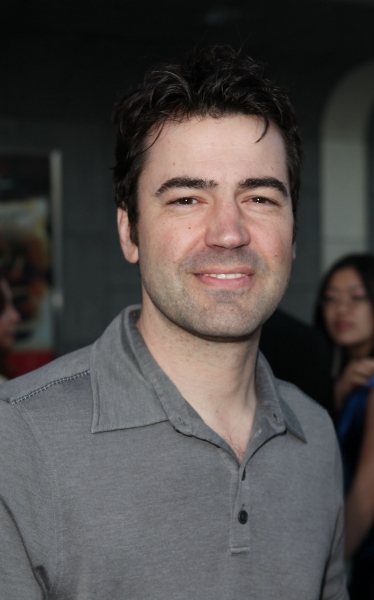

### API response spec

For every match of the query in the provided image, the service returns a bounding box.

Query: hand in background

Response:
[334,358,374,411]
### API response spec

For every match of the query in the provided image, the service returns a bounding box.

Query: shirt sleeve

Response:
[321,436,349,600]
[0,399,58,598]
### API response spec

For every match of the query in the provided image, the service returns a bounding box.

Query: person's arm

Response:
[322,436,349,600]
[344,387,374,559]
[0,400,57,598]
[334,358,374,412]
[0,502,47,598]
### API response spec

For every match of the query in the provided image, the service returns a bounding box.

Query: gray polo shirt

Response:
[0,306,347,599]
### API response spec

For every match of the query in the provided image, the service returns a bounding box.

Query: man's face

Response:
[118,115,295,340]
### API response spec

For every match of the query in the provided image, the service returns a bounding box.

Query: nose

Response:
[334,302,346,316]
[204,197,251,249]
[331,299,353,318]
[335,297,353,309]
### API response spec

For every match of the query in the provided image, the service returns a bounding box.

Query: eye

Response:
[250,196,276,205]
[170,197,198,206]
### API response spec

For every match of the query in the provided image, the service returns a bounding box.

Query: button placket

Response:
[230,462,251,553]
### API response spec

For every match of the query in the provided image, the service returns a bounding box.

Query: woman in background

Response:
[0,276,20,383]
[315,253,374,599]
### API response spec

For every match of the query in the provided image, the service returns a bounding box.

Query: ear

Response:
[292,241,296,261]
[117,208,139,263]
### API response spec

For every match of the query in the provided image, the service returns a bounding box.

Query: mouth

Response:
[333,320,353,331]
[197,273,247,280]
[195,268,254,289]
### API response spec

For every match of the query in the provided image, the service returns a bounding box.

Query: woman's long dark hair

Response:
[314,254,374,372]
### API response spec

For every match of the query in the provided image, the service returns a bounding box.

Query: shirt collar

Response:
[255,352,307,443]
[90,305,306,444]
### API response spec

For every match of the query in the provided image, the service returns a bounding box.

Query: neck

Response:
[348,340,373,360]
[137,303,260,461]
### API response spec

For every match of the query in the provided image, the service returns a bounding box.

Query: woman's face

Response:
[0,279,20,351]
[323,267,374,358]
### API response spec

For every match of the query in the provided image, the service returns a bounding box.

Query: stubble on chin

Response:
[140,246,291,341]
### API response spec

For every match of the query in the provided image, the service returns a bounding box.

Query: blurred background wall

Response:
[1,0,374,356]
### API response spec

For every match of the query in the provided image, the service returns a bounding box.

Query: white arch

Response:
[321,60,374,271]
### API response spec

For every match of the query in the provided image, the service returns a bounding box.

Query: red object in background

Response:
[7,350,56,378]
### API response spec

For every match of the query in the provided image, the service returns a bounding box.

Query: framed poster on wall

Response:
[0,151,62,377]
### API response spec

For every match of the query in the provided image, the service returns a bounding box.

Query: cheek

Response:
[359,307,374,336]
[260,229,294,265]
[252,215,294,255]
[139,218,198,263]
[322,308,335,332]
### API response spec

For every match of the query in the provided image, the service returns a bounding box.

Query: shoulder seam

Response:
[10,369,90,405]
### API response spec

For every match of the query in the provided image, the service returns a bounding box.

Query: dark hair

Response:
[113,44,302,244]
[0,271,7,316]
[0,281,4,316]
[314,254,374,350]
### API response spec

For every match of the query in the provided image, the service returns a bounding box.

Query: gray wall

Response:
[368,104,374,254]
[279,137,321,323]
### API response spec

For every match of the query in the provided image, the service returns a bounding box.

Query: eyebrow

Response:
[238,177,288,198]
[155,177,218,196]
[326,284,365,292]
[155,175,289,198]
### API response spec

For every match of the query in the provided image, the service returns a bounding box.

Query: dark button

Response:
[238,510,248,524]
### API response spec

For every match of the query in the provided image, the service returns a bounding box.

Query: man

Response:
[0,46,347,598]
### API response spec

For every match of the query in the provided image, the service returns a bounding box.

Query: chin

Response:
[188,322,255,340]
[176,308,265,341]
[333,334,358,347]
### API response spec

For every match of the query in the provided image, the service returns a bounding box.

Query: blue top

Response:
[337,375,374,562]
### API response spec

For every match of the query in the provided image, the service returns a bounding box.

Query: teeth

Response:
[205,273,245,279]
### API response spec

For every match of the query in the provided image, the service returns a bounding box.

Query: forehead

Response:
[327,267,364,289]
[140,115,288,187]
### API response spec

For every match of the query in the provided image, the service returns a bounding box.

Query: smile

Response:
[200,273,247,279]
